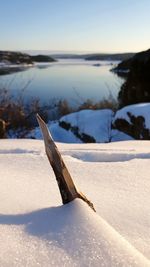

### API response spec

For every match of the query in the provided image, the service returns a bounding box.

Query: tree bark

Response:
[37,114,95,212]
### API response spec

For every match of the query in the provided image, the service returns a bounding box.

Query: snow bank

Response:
[0,140,150,266]
[112,103,150,139]
[113,103,150,129]
[111,129,134,142]
[32,121,81,143]
[59,109,113,143]
[31,104,150,143]
[1,199,149,267]
[31,109,114,143]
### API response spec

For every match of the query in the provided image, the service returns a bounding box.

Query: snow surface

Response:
[0,139,150,266]
[114,103,150,129]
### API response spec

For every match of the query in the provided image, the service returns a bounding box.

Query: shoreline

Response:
[0,63,33,75]
[0,59,117,76]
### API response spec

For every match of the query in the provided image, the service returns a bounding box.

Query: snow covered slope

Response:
[0,139,150,266]
[31,109,132,143]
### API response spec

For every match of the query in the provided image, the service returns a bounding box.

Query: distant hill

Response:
[0,51,32,64]
[117,48,150,107]
[0,51,56,75]
[31,54,56,62]
[84,53,135,61]
[0,51,56,64]
[51,54,85,59]
[114,49,150,72]
[52,52,135,61]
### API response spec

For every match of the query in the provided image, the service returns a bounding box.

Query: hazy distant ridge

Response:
[51,52,135,61]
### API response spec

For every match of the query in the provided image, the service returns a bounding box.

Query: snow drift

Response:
[0,140,150,266]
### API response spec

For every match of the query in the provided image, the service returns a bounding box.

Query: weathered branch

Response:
[37,114,95,211]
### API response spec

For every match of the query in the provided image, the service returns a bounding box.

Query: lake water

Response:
[0,59,124,107]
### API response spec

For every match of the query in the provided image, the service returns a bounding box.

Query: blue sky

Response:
[1,0,150,53]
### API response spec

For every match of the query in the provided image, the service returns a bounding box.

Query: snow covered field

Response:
[0,139,150,266]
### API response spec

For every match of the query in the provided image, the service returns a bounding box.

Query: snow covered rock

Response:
[112,103,150,139]
[31,109,114,143]
[30,105,150,143]
[58,109,113,143]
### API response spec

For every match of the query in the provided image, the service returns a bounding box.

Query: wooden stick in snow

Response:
[37,114,95,212]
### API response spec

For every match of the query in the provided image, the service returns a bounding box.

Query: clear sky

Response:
[0,0,150,53]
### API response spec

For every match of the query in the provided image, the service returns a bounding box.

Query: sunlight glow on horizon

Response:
[0,0,150,53]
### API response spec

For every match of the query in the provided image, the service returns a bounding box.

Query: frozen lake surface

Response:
[0,59,124,106]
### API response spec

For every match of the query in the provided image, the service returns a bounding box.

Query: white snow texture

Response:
[0,139,150,266]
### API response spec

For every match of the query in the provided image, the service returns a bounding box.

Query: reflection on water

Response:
[0,59,124,106]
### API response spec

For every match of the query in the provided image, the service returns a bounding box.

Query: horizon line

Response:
[0,49,136,55]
